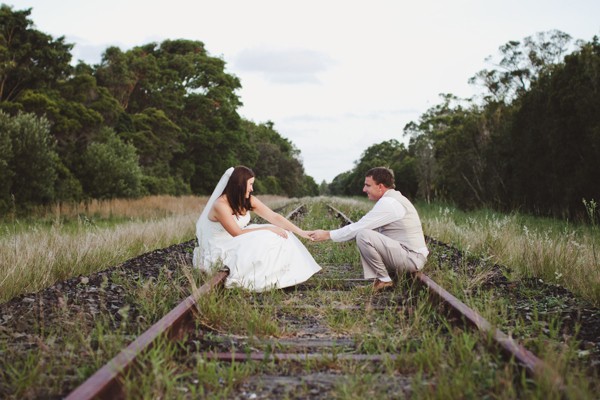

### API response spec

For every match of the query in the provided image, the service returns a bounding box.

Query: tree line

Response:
[2,4,598,221]
[328,30,600,221]
[0,5,318,214]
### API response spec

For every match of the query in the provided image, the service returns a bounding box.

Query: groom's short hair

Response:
[366,167,395,189]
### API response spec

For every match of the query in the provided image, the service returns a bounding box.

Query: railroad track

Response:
[62,201,569,399]
[326,205,564,388]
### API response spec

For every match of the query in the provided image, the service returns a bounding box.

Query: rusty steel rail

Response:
[327,204,565,390]
[285,203,306,219]
[65,270,228,400]
[416,273,563,386]
[66,203,307,399]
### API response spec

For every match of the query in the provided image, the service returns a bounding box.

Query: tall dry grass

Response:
[39,195,206,220]
[313,197,600,305]
[419,203,600,306]
[7,195,596,306]
[0,195,293,304]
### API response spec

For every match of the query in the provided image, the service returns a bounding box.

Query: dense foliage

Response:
[0,5,317,213]
[2,5,598,221]
[329,30,600,221]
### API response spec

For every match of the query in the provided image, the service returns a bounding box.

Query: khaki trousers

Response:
[356,230,426,280]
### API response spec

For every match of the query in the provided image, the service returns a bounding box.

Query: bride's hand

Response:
[270,226,288,238]
[298,230,314,241]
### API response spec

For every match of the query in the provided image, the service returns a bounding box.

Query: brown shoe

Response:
[372,279,394,292]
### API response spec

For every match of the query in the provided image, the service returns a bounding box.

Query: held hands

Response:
[266,227,328,241]
[297,230,313,241]
[308,230,330,242]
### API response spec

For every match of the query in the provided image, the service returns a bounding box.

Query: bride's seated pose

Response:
[192,166,321,291]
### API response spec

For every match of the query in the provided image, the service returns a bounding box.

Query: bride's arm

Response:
[250,196,311,239]
[213,198,288,238]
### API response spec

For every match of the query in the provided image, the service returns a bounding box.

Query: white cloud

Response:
[234,47,335,84]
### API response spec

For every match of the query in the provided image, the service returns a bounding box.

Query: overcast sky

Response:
[10,0,600,183]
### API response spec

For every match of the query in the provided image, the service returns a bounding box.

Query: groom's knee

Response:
[355,230,372,246]
[356,230,379,257]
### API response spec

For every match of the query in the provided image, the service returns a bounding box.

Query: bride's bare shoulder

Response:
[213,196,231,210]
[209,195,230,218]
[215,195,227,204]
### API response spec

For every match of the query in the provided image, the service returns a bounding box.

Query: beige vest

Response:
[378,190,428,255]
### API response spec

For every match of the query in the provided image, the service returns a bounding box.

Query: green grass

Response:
[1,196,599,398]
[0,258,199,399]
[417,201,600,306]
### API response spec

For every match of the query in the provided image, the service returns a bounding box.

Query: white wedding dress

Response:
[192,195,321,291]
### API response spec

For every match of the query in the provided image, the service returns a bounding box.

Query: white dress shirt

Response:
[330,194,406,242]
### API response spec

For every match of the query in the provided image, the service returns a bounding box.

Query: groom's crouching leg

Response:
[356,230,385,279]
[356,230,394,292]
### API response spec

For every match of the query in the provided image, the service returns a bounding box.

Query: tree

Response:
[80,128,143,199]
[0,111,58,208]
[119,107,185,194]
[127,108,182,174]
[0,5,73,102]
[96,39,242,118]
[0,8,321,205]
[469,30,573,104]
[405,128,436,202]
[96,39,247,194]
[328,171,351,196]
[507,37,600,217]
[302,175,319,197]
[318,180,330,195]
[329,139,417,199]
[404,94,495,208]
[254,175,282,195]
[10,67,125,197]
[238,119,315,197]
[0,111,13,210]
[346,139,403,195]
[94,46,150,111]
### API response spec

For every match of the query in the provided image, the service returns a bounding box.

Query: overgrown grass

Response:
[417,202,600,306]
[177,232,595,399]
[0,257,201,399]
[2,196,598,399]
[322,197,599,304]
[5,193,596,305]
[0,195,290,304]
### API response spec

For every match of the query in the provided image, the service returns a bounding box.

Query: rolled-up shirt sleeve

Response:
[329,197,406,242]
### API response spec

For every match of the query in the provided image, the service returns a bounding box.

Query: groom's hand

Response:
[309,230,330,242]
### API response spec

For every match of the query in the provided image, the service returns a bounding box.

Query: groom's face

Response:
[363,176,384,201]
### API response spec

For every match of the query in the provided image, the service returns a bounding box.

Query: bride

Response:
[192,166,321,291]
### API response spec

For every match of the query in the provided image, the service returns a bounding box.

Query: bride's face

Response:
[245,177,255,198]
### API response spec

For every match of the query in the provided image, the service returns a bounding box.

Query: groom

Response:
[309,167,428,291]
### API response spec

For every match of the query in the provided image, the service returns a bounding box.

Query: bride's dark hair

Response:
[222,165,255,216]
